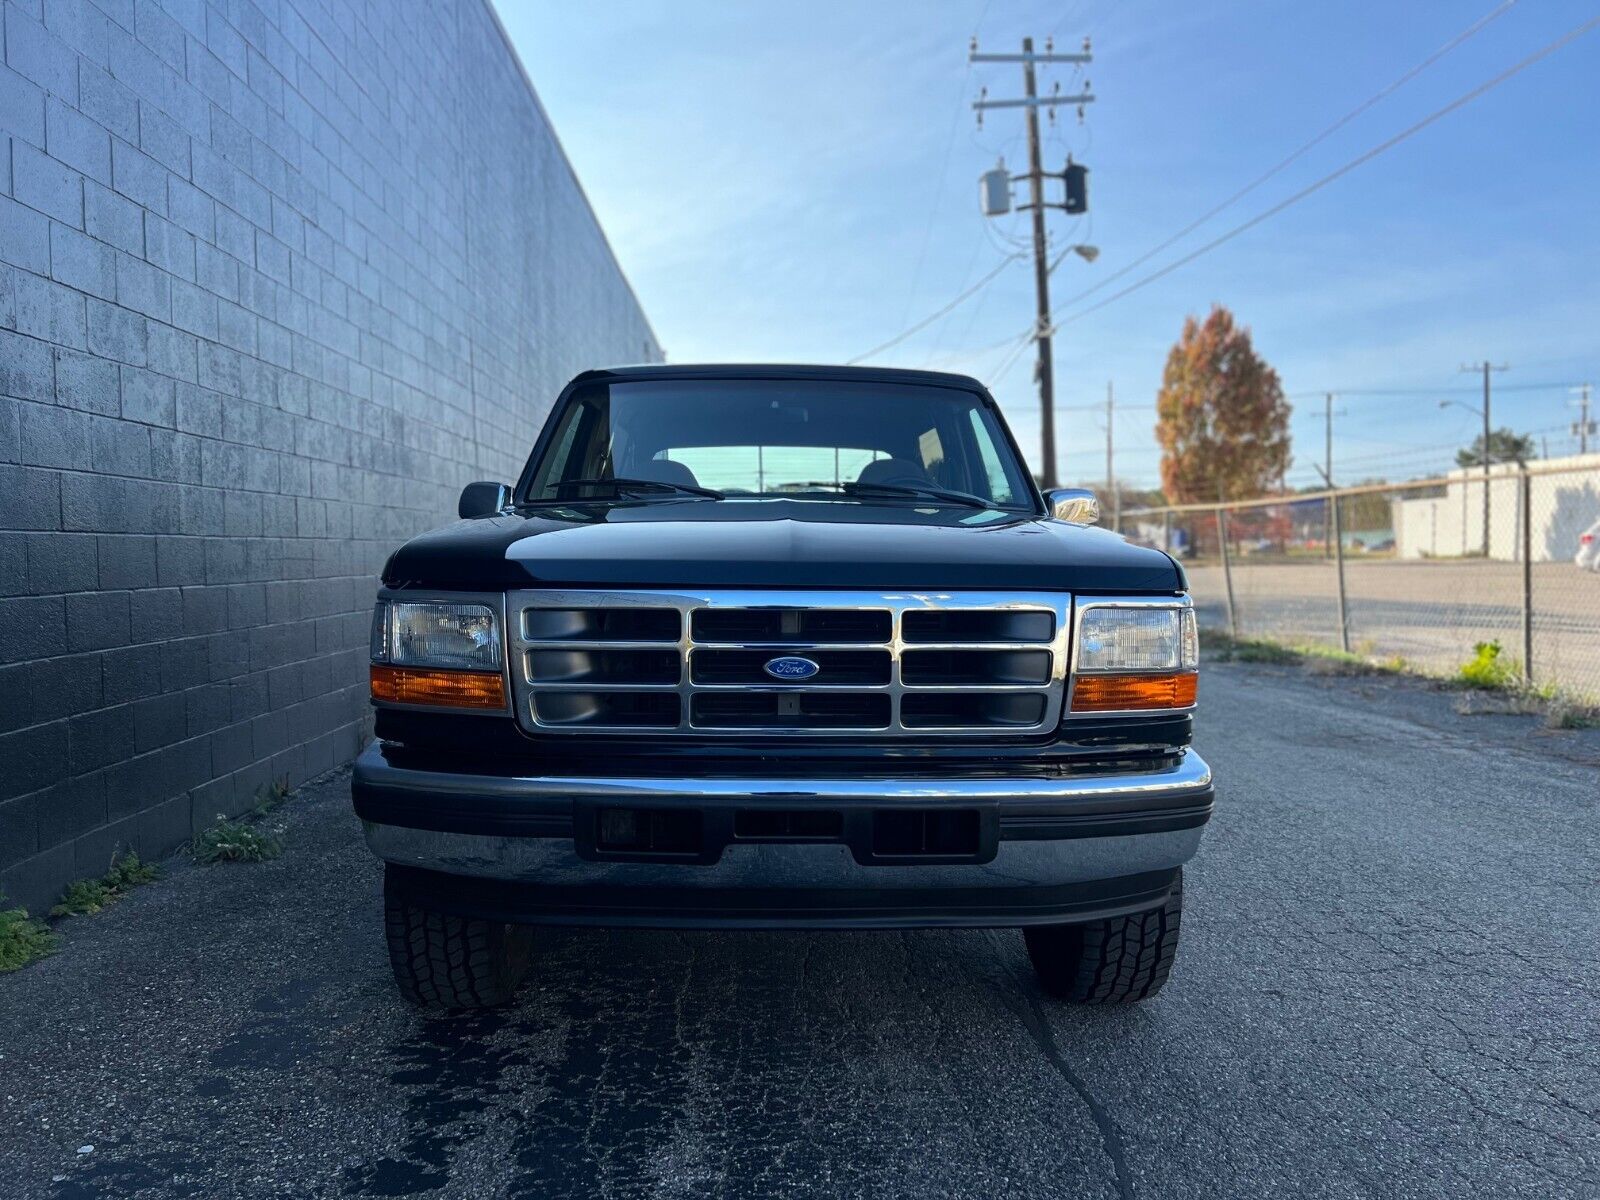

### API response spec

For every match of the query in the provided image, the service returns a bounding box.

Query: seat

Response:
[629,458,703,489]
[856,457,930,487]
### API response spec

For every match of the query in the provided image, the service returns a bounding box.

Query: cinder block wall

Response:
[0,0,659,911]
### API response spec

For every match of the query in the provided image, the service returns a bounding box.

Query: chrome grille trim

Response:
[508,589,1072,737]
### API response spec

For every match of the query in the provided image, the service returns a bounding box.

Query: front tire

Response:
[1023,870,1184,1003]
[383,868,532,1010]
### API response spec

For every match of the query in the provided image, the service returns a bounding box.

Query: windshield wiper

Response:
[553,476,726,500]
[827,481,994,510]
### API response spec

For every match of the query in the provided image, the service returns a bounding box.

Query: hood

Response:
[382,499,1183,593]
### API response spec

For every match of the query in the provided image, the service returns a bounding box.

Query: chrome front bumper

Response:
[366,824,1206,890]
[353,744,1212,928]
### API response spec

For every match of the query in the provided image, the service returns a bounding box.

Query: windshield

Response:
[520,379,1039,511]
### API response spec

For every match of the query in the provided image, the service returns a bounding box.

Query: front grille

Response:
[507,589,1071,737]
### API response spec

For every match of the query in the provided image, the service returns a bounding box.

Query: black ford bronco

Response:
[353,365,1211,1008]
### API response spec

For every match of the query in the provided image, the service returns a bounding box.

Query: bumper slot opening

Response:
[733,809,844,842]
[872,809,981,858]
[595,807,703,856]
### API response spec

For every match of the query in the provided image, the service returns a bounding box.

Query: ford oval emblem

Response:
[764,655,821,681]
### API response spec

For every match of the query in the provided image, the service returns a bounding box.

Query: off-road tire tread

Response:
[383,875,529,1010]
[1024,870,1183,1003]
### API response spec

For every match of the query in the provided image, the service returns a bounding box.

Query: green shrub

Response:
[192,815,283,864]
[50,850,162,918]
[1458,641,1518,690]
[0,899,58,973]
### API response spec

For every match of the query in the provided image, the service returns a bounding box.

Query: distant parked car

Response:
[1577,517,1600,571]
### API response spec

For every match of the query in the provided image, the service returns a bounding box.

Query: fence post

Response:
[1520,466,1533,684]
[1162,509,1172,555]
[1329,489,1351,653]
[1217,504,1238,640]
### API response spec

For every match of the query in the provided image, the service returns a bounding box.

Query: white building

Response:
[1393,453,1600,561]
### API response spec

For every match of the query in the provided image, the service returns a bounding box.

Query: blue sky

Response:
[500,0,1600,491]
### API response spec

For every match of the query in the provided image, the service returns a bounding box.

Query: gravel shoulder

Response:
[0,664,1595,1199]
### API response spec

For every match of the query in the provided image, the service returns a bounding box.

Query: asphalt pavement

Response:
[1,664,1596,1199]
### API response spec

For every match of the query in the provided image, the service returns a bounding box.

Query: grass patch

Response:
[192,814,284,864]
[250,777,291,817]
[0,898,59,973]
[1201,631,1405,675]
[191,781,294,864]
[1546,701,1600,730]
[50,850,161,918]
[1451,689,1545,718]
[1206,629,1599,731]
[1299,645,1408,677]
[1200,631,1299,664]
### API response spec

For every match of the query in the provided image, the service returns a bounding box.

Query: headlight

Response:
[369,599,506,710]
[1070,605,1198,713]
[1077,606,1197,672]
[371,600,502,670]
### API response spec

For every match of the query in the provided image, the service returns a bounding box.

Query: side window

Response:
[968,409,1018,504]
[528,401,596,495]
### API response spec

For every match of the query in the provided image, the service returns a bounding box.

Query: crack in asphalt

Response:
[990,940,1134,1200]
[1023,1017,1134,1200]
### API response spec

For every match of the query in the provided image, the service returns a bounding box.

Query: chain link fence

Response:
[1117,457,1600,701]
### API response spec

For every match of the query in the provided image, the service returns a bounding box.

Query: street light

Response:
[1440,398,1490,557]
[1048,243,1099,273]
[1439,397,1483,419]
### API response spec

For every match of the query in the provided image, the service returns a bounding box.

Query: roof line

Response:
[574,362,991,391]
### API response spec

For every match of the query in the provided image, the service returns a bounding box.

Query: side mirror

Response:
[1045,487,1100,525]
[458,481,512,519]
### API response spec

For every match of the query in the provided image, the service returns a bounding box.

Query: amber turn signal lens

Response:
[1070,672,1198,712]
[370,665,506,709]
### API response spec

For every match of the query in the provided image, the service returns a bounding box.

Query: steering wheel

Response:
[865,472,931,489]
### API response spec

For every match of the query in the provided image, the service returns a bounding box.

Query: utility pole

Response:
[1571,383,1595,454]
[972,38,1094,489]
[1324,392,1335,559]
[1460,362,1507,556]
[1022,40,1056,489]
[1105,381,1115,530]
[1312,456,1350,653]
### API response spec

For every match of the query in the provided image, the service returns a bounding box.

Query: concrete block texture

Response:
[0,0,659,913]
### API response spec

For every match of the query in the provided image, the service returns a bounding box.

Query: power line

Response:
[896,5,991,333]
[848,254,1021,364]
[1285,381,1586,399]
[923,231,991,361]
[1045,11,1600,330]
[1050,0,1519,317]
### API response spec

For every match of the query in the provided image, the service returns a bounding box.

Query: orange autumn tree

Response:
[1155,306,1290,503]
